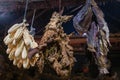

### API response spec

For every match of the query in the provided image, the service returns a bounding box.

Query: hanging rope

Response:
[59,0,64,15]
[59,0,61,12]
[23,0,29,22]
[31,9,36,28]
[30,9,36,36]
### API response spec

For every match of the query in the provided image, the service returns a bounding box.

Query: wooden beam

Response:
[35,35,120,52]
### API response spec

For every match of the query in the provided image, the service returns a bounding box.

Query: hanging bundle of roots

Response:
[37,12,75,77]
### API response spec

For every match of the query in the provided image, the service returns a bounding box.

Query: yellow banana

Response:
[23,58,29,69]
[6,48,12,54]
[30,53,39,66]
[14,26,23,41]
[14,40,24,57]
[12,39,16,45]
[29,35,38,48]
[22,46,27,59]
[4,34,14,45]
[17,59,23,68]
[8,43,16,50]
[8,48,16,60]
[30,41,38,48]
[3,34,10,43]
[13,58,19,65]
[23,29,32,46]
[30,35,35,41]
[8,23,24,33]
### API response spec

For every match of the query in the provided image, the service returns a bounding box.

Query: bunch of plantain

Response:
[3,21,39,69]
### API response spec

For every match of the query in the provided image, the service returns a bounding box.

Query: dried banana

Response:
[23,58,30,69]
[4,34,14,45]
[23,29,32,46]
[13,26,24,44]
[8,48,15,60]
[8,23,24,33]
[3,21,39,69]
[14,40,24,57]
[13,58,19,65]
[22,46,27,59]
[6,48,11,54]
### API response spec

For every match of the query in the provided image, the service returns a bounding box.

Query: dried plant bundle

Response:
[37,12,75,76]
[73,0,110,74]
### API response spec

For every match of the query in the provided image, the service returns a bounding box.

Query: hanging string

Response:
[30,9,36,36]
[59,0,61,12]
[31,9,36,28]
[23,0,29,22]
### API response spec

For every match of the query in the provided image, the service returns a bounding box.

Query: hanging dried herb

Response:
[73,0,110,74]
[37,12,76,77]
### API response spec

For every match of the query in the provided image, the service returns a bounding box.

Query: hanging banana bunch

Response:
[3,20,39,69]
[37,12,75,76]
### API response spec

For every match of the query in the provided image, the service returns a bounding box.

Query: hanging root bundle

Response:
[3,20,39,69]
[37,12,75,76]
[73,0,110,74]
